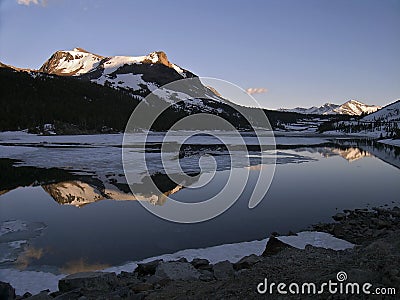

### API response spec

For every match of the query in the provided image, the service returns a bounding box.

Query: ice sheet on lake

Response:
[0,220,46,264]
[0,131,329,189]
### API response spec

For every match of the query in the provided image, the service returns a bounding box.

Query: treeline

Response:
[318,119,400,138]
[0,67,344,133]
[0,68,140,133]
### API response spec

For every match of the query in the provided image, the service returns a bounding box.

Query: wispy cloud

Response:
[16,0,47,6]
[246,88,267,95]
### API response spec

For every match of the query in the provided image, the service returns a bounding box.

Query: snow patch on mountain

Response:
[280,100,381,116]
[39,48,189,81]
[337,100,381,115]
[39,48,103,76]
[94,73,146,91]
[361,100,400,122]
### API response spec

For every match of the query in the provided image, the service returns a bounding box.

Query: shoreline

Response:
[2,206,400,299]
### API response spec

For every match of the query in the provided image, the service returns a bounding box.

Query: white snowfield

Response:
[52,49,103,75]
[47,48,186,77]
[362,100,400,122]
[279,100,381,116]
[0,231,354,296]
[42,48,188,95]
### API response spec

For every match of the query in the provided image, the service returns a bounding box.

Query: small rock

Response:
[198,270,214,282]
[53,289,82,300]
[146,275,171,286]
[213,261,234,280]
[155,261,201,281]
[108,286,133,298]
[348,220,358,226]
[26,292,52,300]
[135,260,162,276]
[376,219,391,229]
[190,258,210,269]
[332,225,346,237]
[262,236,295,256]
[332,213,346,221]
[128,293,146,300]
[129,282,154,292]
[0,281,15,300]
[117,271,140,286]
[58,272,117,292]
[234,254,263,270]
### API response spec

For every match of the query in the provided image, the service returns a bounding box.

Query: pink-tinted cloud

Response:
[246,88,267,95]
[17,0,47,6]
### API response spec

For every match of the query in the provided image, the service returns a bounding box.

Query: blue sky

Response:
[0,0,399,109]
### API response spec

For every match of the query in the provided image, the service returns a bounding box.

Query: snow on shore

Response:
[0,231,353,295]
[378,139,400,147]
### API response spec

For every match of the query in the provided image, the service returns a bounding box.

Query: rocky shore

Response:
[2,207,400,299]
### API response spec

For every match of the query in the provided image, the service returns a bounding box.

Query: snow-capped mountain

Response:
[279,100,381,116]
[38,48,229,110]
[332,148,372,162]
[39,47,191,78]
[361,100,400,122]
[318,100,400,138]
[337,100,381,115]
[41,180,185,207]
[39,48,104,76]
[2,48,270,132]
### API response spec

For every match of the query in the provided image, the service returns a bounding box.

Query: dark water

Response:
[0,141,399,273]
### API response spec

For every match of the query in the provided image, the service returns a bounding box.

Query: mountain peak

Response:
[39,48,104,75]
[72,47,92,53]
[38,48,183,77]
[145,51,172,67]
[279,100,381,115]
[344,99,362,105]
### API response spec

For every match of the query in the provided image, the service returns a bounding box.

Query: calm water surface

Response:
[0,141,399,273]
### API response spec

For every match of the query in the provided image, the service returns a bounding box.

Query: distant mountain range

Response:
[318,100,400,138]
[0,47,392,134]
[279,100,381,116]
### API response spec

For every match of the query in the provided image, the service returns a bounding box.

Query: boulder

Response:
[262,236,295,256]
[198,270,214,282]
[213,261,235,280]
[154,261,201,281]
[135,260,162,276]
[26,294,52,300]
[129,282,154,293]
[234,254,263,270]
[58,272,117,293]
[0,281,15,300]
[52,289,82,300]
[190,258,210,270]
[116,271,140,286]
[333,213,346,221]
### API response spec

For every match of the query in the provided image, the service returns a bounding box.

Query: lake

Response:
[0,132,399,275]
